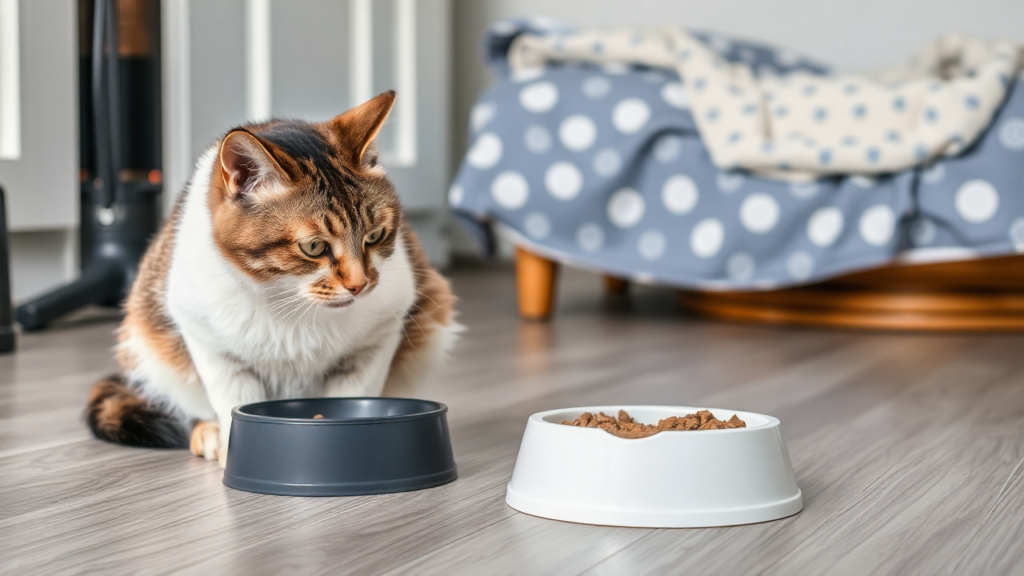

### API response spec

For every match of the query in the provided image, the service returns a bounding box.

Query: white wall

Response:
[452,0,1024,167]
[0,0,79,302]
[8,230,76,303]
[165,0,453,266]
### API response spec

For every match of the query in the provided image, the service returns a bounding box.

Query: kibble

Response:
[560,409,745,438]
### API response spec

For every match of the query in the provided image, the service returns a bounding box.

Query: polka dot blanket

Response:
[449,19,1024,290]
[510,25,1022,180]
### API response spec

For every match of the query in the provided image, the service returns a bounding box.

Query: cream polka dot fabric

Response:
[450,20,1024,291]
[509,27,1022,180]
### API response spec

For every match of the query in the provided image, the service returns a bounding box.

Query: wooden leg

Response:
[515,248,559,321]
[677,254,1024,331]
[603,275,629,295]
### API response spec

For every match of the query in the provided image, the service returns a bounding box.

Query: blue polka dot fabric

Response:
[450,21,1024,290]
[507,25,1018,179]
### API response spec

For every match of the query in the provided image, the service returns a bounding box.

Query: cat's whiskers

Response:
[376,277,442,324]
[372,288,415,348]
[262,289,304,305]
[371,283,423,348]
[261,285,301,299]
[360,281,408,331]
[263,293,309,317]
[273,301,306,327]
[264,291,305,307]
[274,297,314,325]
[405,286,443,311]
[266,292,313,322]
[297,298,318,325]
[373,266,447,310]
[311,291,321,329]
[379,285,431,318]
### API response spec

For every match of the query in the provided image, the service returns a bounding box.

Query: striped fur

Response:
[86,92,459,462]
[86,376,189,448]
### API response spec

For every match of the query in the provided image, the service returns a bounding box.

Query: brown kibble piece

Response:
[560,409,746,438]
[313,414,324,419]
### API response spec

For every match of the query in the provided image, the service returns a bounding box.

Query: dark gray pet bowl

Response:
[223,398,457,496]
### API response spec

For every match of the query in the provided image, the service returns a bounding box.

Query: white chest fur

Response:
[165,148,417,398]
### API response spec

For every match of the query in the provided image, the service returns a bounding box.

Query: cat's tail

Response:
[86,375,189,448]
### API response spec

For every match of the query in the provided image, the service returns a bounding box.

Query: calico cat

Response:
[86,91,459,466]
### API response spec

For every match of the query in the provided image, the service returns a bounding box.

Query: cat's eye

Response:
[299,239,327,258]
[365,228,385,245]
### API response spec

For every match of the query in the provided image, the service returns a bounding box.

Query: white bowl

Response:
[505,405,802,528]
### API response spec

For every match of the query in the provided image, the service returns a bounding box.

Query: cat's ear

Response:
[218,130,287,201]
[331,90,396,171]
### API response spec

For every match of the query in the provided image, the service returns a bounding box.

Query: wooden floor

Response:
[2,264,1023,575]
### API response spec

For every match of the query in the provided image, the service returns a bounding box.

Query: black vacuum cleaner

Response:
[16,0,161,331]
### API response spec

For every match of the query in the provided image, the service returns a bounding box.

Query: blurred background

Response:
[452,0,1024,188]
[1,0,1023,327]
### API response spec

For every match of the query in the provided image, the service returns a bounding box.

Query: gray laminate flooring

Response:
[1,264,1022,575]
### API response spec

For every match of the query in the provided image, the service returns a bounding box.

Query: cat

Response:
[85,91,459,467]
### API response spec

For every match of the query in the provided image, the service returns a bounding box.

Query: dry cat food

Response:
[560,409,746,439]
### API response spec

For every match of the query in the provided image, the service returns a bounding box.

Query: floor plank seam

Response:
[758,458,902,573]
[946,450,1024,575]
[574,529,658,575]
[0,438,90,460]
[383,511,518,574]
[171,496,382,574]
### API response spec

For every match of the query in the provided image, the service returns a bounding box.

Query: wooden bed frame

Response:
[514,247,1024,331]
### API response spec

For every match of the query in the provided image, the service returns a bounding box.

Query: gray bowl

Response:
[223,397,457,496]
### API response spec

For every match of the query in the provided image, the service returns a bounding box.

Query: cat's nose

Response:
[336,257,367,296]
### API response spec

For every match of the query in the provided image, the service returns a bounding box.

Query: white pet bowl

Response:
[505,406,802,528]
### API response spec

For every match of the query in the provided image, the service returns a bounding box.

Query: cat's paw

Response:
[218,435,229,469]
[190,421,221,462]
